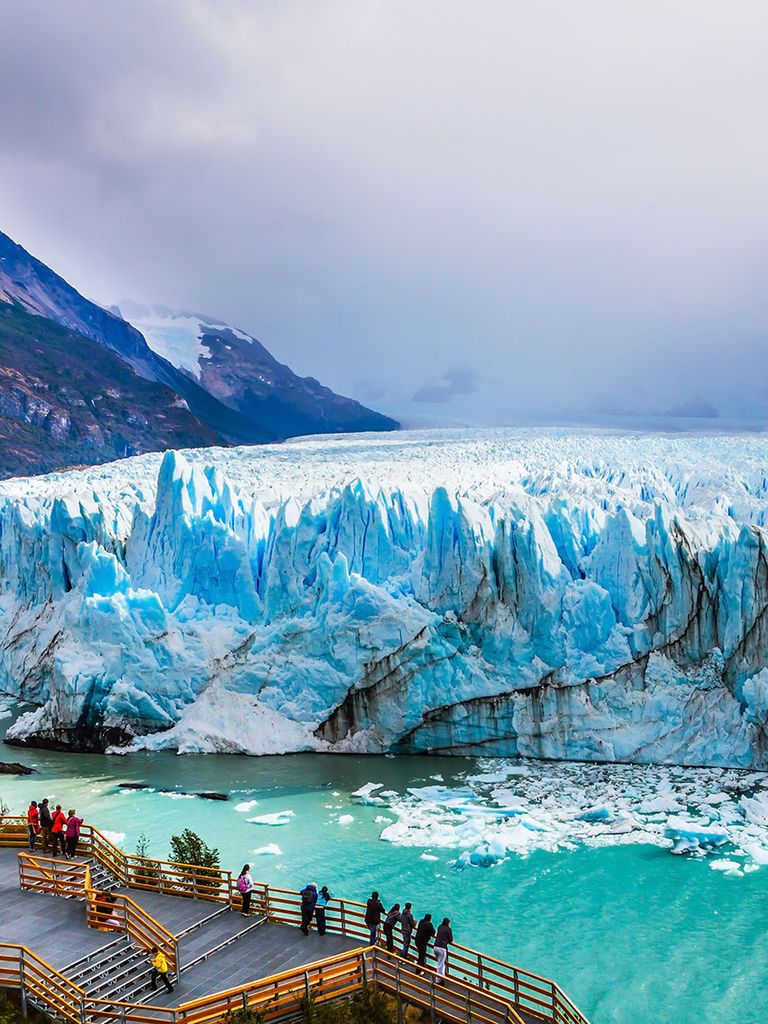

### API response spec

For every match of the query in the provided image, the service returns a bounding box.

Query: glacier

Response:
[1,427,768,767]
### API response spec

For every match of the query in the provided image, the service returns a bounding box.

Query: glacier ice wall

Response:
[1,428,768,766]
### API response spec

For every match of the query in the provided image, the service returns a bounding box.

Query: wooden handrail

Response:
[86,888,180,979]
[18,852,92,898]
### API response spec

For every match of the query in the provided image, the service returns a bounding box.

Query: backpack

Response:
[237,874,249,893]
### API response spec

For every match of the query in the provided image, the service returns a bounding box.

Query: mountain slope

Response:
[0,230,397,451]
[0,230,274,445]
[116,302,398,438]
[0,304,223,477]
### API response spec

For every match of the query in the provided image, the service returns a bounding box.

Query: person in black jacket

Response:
[400,902,416,959]
[434,917,453,983]
[382,903,401,952]
[365,891,385,945]
[299,882,318,935]
[414,913,435,967]
[39,799,53,854]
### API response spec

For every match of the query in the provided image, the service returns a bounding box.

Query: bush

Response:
[169,829,220,868]
[225,1006,266,1024]
[300,985,399,1024]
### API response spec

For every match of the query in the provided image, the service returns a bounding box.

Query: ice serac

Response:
[2,428,768,766]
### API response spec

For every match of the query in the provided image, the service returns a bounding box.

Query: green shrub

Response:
[169,829,220,868]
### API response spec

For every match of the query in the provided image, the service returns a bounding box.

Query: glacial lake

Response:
[1,739,765,1024]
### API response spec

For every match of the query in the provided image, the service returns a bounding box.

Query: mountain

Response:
[0,304,223,477]
[0,229,397,460]
[114,300,398,439]
[2,428,768,768]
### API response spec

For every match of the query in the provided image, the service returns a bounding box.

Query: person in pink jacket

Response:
[64,809,84,859]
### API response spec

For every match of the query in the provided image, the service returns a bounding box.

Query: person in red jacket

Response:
[50,804,67,857]
[26,801,40,852]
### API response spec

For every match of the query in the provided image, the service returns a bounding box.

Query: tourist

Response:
[414,913,435,968]
[365,891,385,946]
[26,800,40,852]
[50,804,67,857]
[236,864,253,916]
[39,798,52,854]
[315,885,332,935]
[434,917,453,983]
[383,903,401,953]
[299,881,318,935]
[400,902,416,959]
[149,946,174,994]
[65,809,83,859]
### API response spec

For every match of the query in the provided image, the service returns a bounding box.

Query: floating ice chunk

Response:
[101,830,126,846]
[709,859,743,875]
[338,814,354,825]
[253,844,282,856]
[375,816,393,824]
[420,853,439,861]
[235,800,259,812]
[666,817,728,854]
[351,783,384,798]
[576,806,612,822]
[739,793,768,826]
[351,783,388,806]
[248,811,295,826]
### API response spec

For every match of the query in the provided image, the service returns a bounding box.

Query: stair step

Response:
[177,903,230,938]
[181,915,267,972]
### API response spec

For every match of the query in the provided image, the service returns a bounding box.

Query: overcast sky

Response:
[2,1,767,424]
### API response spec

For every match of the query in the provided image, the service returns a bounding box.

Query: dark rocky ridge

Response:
[0,305,224,478]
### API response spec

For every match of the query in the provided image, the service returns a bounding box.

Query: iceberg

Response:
[1,427,768,767]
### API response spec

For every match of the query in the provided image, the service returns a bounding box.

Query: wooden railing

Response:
[0,944,87,1024]
[0,816,590,1024]
[175,946,368,1024]
[18,852,92,898]
[86,889,180,980]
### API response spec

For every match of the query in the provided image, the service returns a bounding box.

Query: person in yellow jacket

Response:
[149,946,174,994]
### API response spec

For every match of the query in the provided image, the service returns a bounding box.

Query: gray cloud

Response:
[2,1,767,426]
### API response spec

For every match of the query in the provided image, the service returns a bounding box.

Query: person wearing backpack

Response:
[365,891,385,945]
[383,903,401,953]
[50,804,67,857]
[315,885,332,935]
[299,882,318,935]
[39,799,53,854]
[236,864,253,916]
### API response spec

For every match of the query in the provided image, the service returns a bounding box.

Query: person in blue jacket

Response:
[315,885,332,935]
[299,881,318,935]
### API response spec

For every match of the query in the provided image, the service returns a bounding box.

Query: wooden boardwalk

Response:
[0,819,590,1024]
[0,848,359,1000]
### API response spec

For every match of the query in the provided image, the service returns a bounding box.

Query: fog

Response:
[2,1,767,425]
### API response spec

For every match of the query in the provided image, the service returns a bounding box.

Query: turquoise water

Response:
[1,743,765,1024]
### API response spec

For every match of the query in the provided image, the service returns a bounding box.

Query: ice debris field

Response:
[2,427,768,767]
[352,758,768,873]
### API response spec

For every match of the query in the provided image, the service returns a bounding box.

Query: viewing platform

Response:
[0,818,589,1024]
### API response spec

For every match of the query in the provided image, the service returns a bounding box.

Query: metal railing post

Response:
[303,970,311,1002]
[19,950,27,1017]
[340,900,346,936]
[175,940,182,984]
[79,994,86,1024]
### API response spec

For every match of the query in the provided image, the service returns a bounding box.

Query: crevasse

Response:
[1,428,767,766]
